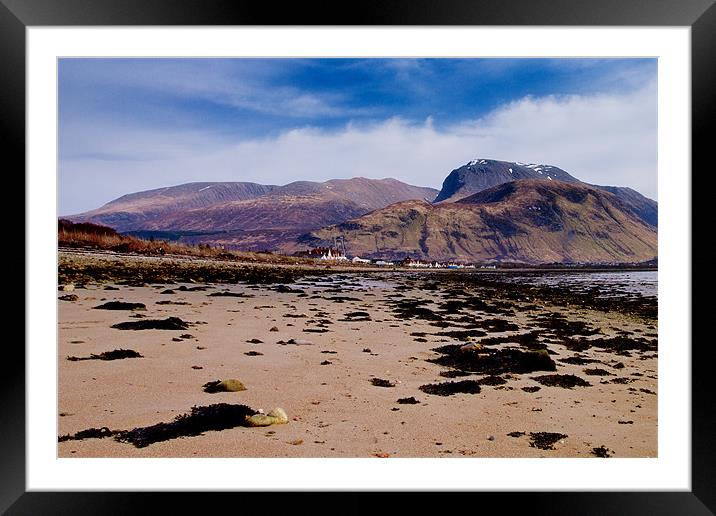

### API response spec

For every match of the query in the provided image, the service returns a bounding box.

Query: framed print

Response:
[6,0,715,513]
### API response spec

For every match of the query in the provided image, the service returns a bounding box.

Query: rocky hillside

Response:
[433,159,581,203]
[68,178,438,250]
[305,180,658,264]
[433,159,656,227]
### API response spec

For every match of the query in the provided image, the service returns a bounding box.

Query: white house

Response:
[320,248,348,261]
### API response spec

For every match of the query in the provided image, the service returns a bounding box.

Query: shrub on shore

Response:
[57,219,308,265]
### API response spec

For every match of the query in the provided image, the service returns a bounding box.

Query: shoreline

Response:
[57,250,657,458]
[59,247,658,274]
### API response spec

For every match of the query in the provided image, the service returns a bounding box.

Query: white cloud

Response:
[60,82,657,215]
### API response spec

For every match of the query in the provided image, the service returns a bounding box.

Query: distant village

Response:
[292,246,495,269]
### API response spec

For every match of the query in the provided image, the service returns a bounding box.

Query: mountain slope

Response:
[306,180,658,264]
[433,158,657,228]
[70,182,277,232]
[69,178,438,250]
[433,159,580,203]
[590,184,658,227]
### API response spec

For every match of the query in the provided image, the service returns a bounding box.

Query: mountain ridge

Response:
[65,159,657,261]
[68,177,439,250]
[306,179,657,264]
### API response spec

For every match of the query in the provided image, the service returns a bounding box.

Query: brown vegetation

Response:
[58,219,311,265]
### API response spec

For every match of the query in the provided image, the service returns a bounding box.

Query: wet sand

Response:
[58,255,657,458]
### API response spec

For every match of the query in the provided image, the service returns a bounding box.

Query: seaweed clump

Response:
[115,403,257,448]
[111,317,190,330]
[419,380,481,396]
[94,301,146,311]
[58,427,118,442]
[583,368,614,376]
[429,346,556,376]
[591,445,613,458]
[67,349,143,361]
[529,432,568,450]
[531,374,591,388]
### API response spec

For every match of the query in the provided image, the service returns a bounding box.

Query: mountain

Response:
[433,159,581,203]
[67,159,656,259]
[305,180,658,264]
[69,182,277,232]
[68,178,438,250]
[432,159,657,227]
[590,185,658,227]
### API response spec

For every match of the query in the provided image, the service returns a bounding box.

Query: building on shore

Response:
[293,247,347,260]
[400,257,437,268]
[319,248,348,261]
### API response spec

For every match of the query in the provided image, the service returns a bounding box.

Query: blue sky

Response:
[59,58,657,214]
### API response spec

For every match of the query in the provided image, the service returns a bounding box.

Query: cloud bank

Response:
[60,81,657,215]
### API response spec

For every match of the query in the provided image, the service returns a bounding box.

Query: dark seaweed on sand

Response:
[589,336,657,353]
[583,368,614,376]
[446,273,656,320]
[111,316,190,330]
[591,445,613,458]
[477,375,507,386]
[114,403,257,448]
[370,378,395,387]
[67,349,143,361]
[419,380,481,396]
[94,301,146,310]
[464,318,520,332]
[58,426,118,442]
[437,296,513,316]
[561,335,656,354]
[339,311,372,321]
[439,370,472,378]
[390,299,444,322]
[529,432,567,450]
[533,313,601,338]
[559,355,602,365]
[428,346,556,376]
[531,374,591,388]
[477,330,548,350]
[397,397,420,404]
[610,377,635,384]
[324,295,361,303]
[521,386,541,393]
[208,291,251,297]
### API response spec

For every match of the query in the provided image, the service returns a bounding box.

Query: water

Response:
[292,269,658,299]
[294,275,395,291]
[497,270,657,298]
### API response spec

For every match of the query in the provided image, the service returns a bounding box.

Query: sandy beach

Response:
[57,252,657,458]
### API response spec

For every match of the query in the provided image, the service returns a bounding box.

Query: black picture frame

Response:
[5,0,714,513]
